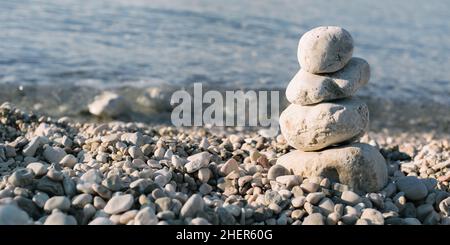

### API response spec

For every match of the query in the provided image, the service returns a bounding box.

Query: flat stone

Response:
[26,162,47,176]
[180,194,204,218]
[44,212,77,225]
[396,176,428,201]
[104,194,134,214]
[277,143,388,193]
[0,204,30,225]
[279,99,369,151]
[72,194,93,208]
[44,196,71,212]
[341,191,362,205]
[43,146,67,163]
[286,57,370,105]
[134,207,158,225]
[360,208,384,225]
[302,213,325,225]
[8,168,34,187]
[298,26,353,73]
[306,192,325,205]
[185,152,211,173]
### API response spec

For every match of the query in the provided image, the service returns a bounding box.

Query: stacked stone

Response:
[277,26,388,193]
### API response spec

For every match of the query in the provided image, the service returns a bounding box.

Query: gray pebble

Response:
[302,213,324,225]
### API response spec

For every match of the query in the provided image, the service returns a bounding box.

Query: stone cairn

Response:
[277,26,388,193]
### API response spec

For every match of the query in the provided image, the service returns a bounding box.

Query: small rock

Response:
[341,191,361,206]
[80,169,102,184]
[8,168,34,187]
[318,198,335,216]
[47,167,64,182]
[180,194,204,218]
[32,192,49,208]
[306,192,325,205]
[396,176,428,201]
[27,162,47,176]
[155,197,172,212]
[360,208,384,225]
[218,207,236,225]
[36,177,65,196]
[134,207,158,225]
[279,143,387,193]
[44,212,77,225]
[59,154,77,168]
[276,175,301,188]
[287,57,369,105]
[302,213,324,225]
[22,136,42,157]
[300,182,320,193]
[198,168,212,183]
[72,194,93,208]
[220,158,240,176]
[128,146,143,159]
[94,196,106,210]
[297,26,353,74]
[199,183,212,195]
[44,196,71,212]
[0,204,30,225]
[267,165,290,180]
[43,146,67,163]
[104,194,134,214]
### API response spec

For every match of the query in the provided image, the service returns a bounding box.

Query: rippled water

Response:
[0,0,449,129]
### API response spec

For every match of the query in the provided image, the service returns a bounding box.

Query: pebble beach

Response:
[1,102,449,225]
[1,0,449,227]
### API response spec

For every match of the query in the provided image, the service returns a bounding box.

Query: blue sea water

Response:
[0,0,449,126]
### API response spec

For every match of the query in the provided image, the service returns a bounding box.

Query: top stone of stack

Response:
[289,26,370,106]
[297,26,353,74]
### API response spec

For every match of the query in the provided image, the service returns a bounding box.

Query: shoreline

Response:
[0,83,449,134]
[0,101,449,225]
